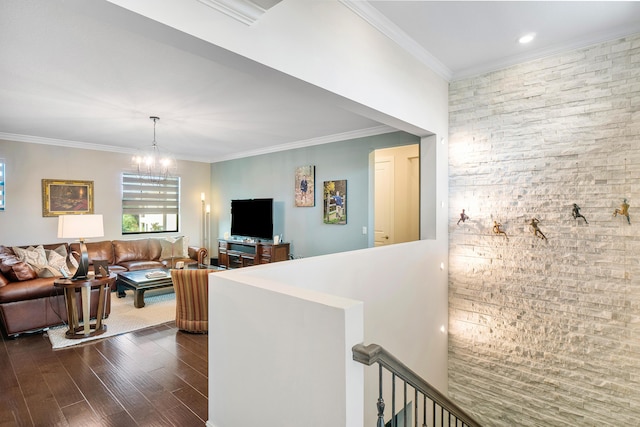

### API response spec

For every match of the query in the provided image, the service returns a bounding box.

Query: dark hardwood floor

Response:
[0,322,208,426]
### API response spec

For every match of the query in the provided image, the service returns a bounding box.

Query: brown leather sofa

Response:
[0,243,110,337]
[0,238,208,337]
[69,238,208,277]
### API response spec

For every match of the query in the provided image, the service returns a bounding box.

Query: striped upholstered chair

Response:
[170,269,217,333]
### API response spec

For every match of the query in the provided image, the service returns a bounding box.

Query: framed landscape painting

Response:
[295,165,315,207]
[323,179,347,225]
[42,179,94,217]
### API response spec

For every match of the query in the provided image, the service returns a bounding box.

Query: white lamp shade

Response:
[57,214,104,239]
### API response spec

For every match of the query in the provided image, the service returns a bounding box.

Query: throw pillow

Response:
[45,248,69,277]
[0,255,37,281]
[13,245,48,269]
[159,238,175,259]
[37,265,62,278]
[181,236,190,258]
[159,236,187,259]
[51,244,68,259]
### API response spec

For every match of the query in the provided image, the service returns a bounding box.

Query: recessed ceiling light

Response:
[519,33,536,44]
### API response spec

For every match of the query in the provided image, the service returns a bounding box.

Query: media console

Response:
[218,239,290,269]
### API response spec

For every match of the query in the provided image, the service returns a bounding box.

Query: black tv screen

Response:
[230,198,273,240]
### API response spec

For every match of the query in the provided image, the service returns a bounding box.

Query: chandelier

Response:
[131,116,175,181]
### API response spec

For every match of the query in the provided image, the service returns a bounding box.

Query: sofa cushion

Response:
[0,276,58,302]
[113,239,151,264]
[148,239,162,261]
[70,240,115,265]
[0,254,38,282]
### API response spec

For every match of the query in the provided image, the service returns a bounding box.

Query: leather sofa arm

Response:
[188,246,208,266]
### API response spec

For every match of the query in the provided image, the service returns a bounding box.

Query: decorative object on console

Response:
[613,198,630,225]
[131,116,176,182]
[457,209,469,225]
[528,217,547,242]
[57,214,104,279]
[323,180,347,225]
[42,179,93,217]
[295,165,315,207]
[572,203,588,224]
[93,259,109,277]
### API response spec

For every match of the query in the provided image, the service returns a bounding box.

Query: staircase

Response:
[353,343,482,427]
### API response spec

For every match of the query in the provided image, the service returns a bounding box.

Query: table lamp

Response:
[57,214,104,280]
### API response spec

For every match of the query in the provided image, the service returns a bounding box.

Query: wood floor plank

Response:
[0,387,32,427]
[1,321,208,427]
[6,336,68,426]
[40,347,87,409]
[57,341,149,421]
[0,339,32,426]
[91,365,174,426]
[172,384,209,422]
[136,332,209,396]
[60,401,102,426]
[162,401,209,426]
[95,339,189,414]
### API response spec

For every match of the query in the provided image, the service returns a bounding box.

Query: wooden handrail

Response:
[353,343,482,427]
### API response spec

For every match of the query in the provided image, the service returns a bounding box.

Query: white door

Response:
[374,156,394,247]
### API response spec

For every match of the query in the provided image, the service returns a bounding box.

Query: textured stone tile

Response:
[449,34,640,427]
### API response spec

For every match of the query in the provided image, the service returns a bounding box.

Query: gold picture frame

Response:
[42,179,94,217]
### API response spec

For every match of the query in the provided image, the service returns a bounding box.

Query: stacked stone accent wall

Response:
[448,34,640,426]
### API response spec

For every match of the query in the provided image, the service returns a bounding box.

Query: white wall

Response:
[102,2,451,425]
[106,0,448,138]
[0,139,210,247]
[208,270,364,427]
[209,239,448,427]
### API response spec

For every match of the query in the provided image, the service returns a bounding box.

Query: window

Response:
[122,173,179,234]
[0,160,4,211]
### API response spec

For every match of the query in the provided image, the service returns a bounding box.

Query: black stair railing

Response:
[353,343,482,427]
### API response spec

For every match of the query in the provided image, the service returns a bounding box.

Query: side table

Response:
[54,274,115,339]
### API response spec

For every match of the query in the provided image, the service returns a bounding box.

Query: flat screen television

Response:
[230,198,273,240]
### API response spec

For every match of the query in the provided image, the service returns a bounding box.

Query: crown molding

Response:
[0,125,398,164]
[209,125,398,163]
[452,25,640,80]
[196,0,267,25]
[339,0,452,81]
[0,132,138,154]
[0,132,210,164]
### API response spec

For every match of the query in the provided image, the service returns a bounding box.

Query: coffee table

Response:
[116,268,173,308]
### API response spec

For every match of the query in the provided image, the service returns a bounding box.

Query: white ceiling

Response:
[1,1,639,163]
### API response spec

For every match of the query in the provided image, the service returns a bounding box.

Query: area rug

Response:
[47,291,176,349]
